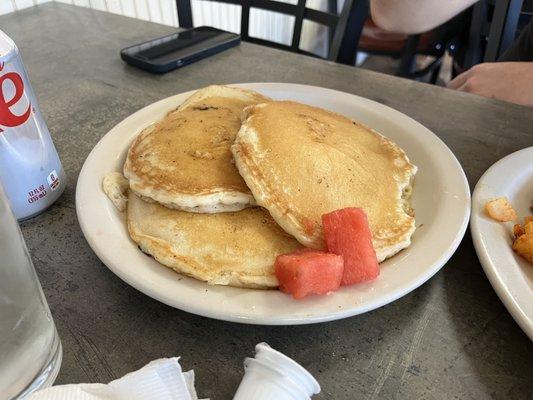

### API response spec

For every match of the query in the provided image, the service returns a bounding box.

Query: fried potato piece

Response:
[513,233,533,264]
[524,222,533,236]
[484,197,517,222]
[524,216,533,226]
[513,224,525,237]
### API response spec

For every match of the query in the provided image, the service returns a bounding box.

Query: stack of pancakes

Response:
[103,85,417,289]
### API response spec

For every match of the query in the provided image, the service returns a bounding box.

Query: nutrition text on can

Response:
[0,30,65,220]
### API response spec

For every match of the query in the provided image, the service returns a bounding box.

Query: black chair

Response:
[463,0,524,68]
[175,0,368,63]
[357,21,452,83]
[360,0,525,83]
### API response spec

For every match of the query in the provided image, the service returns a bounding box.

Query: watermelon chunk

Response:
[275,249,344,299]
[322,208,379,285]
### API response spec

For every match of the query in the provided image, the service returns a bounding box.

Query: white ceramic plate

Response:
[76,83,470,325]
[471,147,533,339]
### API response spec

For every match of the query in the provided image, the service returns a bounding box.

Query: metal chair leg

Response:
[396,34,420,77]
[429,59,442,84]
[327,0,338,44]
[332,0,368,64]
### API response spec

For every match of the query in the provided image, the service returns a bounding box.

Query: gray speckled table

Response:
[2,3,532,399]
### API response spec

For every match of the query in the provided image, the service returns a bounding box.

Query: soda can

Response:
[0,30,65,220]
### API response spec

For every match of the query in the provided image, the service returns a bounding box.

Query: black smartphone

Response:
[120,26,241,73]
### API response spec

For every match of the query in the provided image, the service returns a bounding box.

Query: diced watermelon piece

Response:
[322,208,379,285]
[275,249,344,299]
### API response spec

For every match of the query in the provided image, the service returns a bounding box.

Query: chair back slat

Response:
[304,8,338,27]
[291,0,308,50]
[241,0,251,40]
[177,0,193,27]
[250,0,299,17]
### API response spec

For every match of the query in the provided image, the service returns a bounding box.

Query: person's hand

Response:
[448,62,533,107]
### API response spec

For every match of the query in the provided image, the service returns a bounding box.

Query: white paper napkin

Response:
[29,358,207,400]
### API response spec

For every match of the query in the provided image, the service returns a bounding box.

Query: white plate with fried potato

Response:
[471,147,533,340]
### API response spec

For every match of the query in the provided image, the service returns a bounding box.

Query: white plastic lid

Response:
[243,357,310,400]
[254,343,321,396]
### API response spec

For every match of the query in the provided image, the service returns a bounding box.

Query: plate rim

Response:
[76,82,471,325]
[470,146,533,339]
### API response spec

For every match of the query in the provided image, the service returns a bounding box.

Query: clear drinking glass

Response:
[0,184,62,399]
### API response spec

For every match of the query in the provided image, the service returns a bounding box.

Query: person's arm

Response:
[370,0,478,34]
[448,62,533,107]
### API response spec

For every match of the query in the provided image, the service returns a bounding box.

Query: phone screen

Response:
[122,27,238,64]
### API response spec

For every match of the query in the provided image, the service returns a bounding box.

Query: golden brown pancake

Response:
[126,192,301,288]
[231,101,417,262]
[124,85,270,213]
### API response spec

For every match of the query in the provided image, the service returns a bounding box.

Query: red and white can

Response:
[0,30,65,220]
